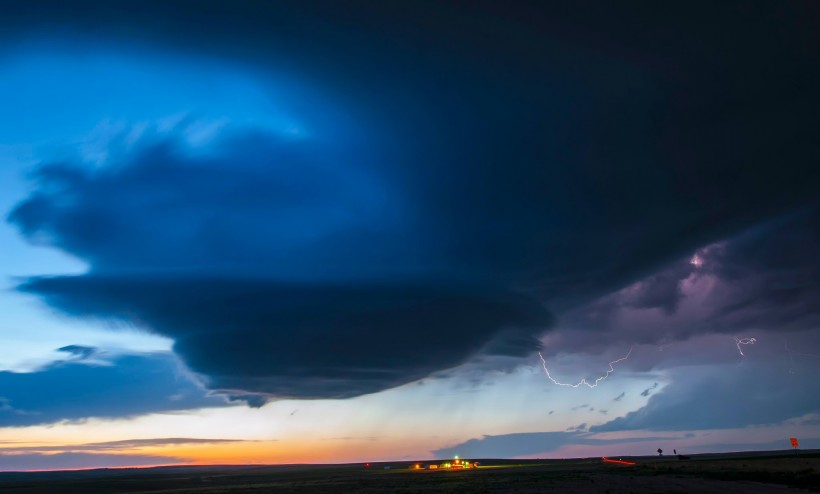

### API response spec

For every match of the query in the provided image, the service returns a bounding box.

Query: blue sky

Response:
[0,1,819,471]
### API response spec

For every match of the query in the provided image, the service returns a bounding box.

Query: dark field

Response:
[1,450,818,493]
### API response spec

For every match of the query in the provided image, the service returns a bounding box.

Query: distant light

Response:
[601,456,636,466]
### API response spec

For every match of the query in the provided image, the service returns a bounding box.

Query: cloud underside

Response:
[20,277,548,399]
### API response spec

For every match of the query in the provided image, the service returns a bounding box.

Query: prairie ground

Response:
[0,450,817,493]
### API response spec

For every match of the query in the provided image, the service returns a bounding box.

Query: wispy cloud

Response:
[0,438,251,454]
[0,452,181,471]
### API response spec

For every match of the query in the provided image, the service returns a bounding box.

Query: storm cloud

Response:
[6,1,820,404]
[544,206,820,361]
[20,275,548,400]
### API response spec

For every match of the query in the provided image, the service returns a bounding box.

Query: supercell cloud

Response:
[4,1,820,419]
[10,131,551,400]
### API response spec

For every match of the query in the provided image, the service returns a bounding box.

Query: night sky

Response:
[1,1,819,470]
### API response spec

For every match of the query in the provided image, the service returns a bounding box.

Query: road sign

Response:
[790,437,799,448]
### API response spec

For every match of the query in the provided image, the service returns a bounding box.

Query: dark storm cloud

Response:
[5,2,819,295]
[8,129,413,278]
[20,275,547,400]
[616,260,695,316]
[0,350,224,426]
[547,207,820,361]
[5,1,820,401]
[8,128,550,401]
[5,130,557,401]
[697,208,820,334]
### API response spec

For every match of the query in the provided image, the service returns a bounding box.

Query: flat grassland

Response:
[0,450,817,493]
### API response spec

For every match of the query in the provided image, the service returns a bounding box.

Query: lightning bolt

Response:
[734,337,756,357]
[539,348,632,388]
